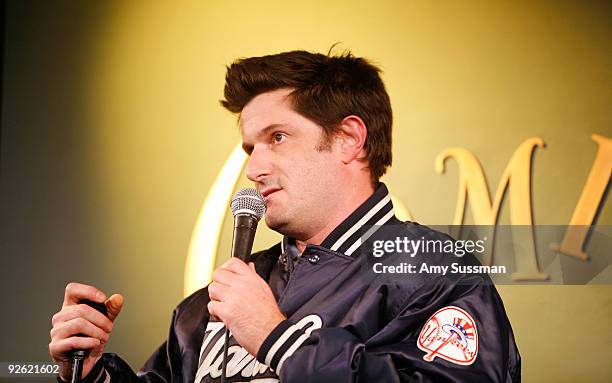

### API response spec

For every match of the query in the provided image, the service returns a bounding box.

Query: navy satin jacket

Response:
[77,184,521,382]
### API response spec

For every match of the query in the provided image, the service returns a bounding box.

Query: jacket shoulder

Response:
[398,220,454,241]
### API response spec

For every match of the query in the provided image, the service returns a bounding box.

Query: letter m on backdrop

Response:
[435,135,611,281]
[435,137,547,280]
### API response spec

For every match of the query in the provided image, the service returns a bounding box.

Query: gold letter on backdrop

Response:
[553,134,611,260]
[435,137,548,280]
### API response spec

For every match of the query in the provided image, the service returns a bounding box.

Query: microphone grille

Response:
[231,188,266,220]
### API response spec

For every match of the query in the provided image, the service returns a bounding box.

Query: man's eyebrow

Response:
[242,123,289,154]
[258,123,288,137]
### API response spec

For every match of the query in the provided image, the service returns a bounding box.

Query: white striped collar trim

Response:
[281,183,396,257]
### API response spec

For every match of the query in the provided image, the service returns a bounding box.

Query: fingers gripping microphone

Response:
[220,188,265,383]
[71,300,108,383]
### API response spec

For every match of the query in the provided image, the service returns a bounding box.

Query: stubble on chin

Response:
[264,212,285,233]
[265,208,302,238]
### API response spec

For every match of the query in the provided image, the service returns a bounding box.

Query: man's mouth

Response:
[260,187,282,199]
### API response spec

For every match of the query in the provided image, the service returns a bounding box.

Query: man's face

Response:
[240,88,342,239]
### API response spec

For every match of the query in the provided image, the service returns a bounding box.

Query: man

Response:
[49,50,521,382]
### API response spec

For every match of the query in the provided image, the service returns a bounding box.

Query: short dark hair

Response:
[221,49,393,184]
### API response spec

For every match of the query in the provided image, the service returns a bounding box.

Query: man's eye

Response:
[273,133,286,143]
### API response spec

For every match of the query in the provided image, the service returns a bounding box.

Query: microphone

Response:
[220,188,265,383]
[229,188,266,262]
[71,299,108,383]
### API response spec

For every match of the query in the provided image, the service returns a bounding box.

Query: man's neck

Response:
[294,181,375,254]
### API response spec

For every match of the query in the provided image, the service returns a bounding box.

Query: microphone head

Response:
[231,188,266,221]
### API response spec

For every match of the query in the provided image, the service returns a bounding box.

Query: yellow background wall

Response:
[0,1,610,382]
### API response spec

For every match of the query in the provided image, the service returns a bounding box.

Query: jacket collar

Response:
[281,182,397,257]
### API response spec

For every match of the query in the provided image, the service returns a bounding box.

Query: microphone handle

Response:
[70,351,85,383]
[71,300,108,383]
[221,213,259,383]
[231,214,258,262]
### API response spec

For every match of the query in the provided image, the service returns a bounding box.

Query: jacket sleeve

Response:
[72,248,275,383]
[256,275,521,383]
[74,287,210,383]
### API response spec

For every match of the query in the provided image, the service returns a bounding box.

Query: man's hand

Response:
[49,283,124,382]
[208,258,286,356]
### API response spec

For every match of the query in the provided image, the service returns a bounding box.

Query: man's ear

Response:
[335,115,367,164]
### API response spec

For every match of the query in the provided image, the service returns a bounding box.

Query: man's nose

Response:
[245,147,270,183]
